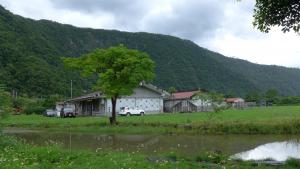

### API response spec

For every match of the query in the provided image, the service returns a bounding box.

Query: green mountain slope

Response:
[0,6,299,97]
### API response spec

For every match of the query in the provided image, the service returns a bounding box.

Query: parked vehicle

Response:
[118,107,145,116]
[43,109,56,117]
[56,109,61,117]
[60,107,76,118]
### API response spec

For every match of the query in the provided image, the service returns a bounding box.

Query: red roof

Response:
[225,98,244,103]
[172,91,199,100]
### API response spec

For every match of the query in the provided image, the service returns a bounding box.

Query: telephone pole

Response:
[70,80,73,99]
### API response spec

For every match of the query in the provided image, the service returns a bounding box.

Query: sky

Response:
[1,0,300,67]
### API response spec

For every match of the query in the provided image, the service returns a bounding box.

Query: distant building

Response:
[164,90,212,112]
[60,83,169,116]
[225,98,245,108]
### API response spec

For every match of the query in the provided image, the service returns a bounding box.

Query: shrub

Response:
[23,103,46,115]
[286,158,300,168]
[196,151,228,164]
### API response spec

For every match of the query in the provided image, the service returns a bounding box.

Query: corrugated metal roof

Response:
[225,98,244,103]
[64,83,169,103]
[171,91,199,100]
[66,91,104,102]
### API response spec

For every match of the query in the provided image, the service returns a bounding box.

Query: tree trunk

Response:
[110,96,117,125]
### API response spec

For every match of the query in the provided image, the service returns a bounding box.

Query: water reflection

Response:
[4,128,300,157]
[233,140,300,161]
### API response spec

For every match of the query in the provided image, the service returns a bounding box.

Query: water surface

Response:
[4,128,300,160]
[233,140,300,161]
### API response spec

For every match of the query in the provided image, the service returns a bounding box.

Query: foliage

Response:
[167,87,177,94]
[253,0,300,33]
[224,90,237,98]
[42,94,63,109]
[12,95,35,113]
[265,89,278,105]
[271,95,300,106]
[194,91,225,114]
[63,45,155,124]
[2,5,300,98]
[286,158,300,168]
[0,87,12,122]
[64,45,155,98]
[2,135,297,169]
[245,91,261,103]
[22,101,46,115]
[196,151,228,164]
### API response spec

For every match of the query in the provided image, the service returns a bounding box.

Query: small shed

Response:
[164,90,212,112]
[225,98,245,108]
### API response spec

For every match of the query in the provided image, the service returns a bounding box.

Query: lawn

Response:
[2,106,300,168]
[2,106,300,134]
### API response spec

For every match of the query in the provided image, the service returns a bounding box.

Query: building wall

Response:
[164,98,213,113]
[105,87,163,116]
[74,98,107,116]
[68,86,164,117]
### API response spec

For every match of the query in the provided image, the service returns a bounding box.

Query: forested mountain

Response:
[0,5,300,97]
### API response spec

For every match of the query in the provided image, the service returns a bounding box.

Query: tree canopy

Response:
[253,0,300,33]
[265,89,279,105]
[63,45,155,124]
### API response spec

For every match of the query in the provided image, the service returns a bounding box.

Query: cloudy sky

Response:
[1,0,300,67]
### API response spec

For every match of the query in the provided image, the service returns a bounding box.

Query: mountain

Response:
[0,5,300,97]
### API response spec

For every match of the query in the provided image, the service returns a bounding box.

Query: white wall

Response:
[105,86,163,116]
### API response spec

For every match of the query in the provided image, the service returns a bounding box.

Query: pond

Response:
[4,128,300,161]
[233,140,300,161]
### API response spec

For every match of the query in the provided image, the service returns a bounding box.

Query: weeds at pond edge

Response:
[1,135,300,168]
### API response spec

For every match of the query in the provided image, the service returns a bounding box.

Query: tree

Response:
[253,0,300,33]
[42,94,63,109]
[167,87,177,94]
[194,91,225,114]
[265,89,279,105]
[224,90,236,98]
[245,91,261,103]
[63,45,155,124]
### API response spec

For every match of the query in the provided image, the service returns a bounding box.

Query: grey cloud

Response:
[143,1,230,40]
[50,0,141,13]
[50,0,149,31]
[49,0,255,41]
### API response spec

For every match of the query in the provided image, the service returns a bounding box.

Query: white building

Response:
[63,83,168,116]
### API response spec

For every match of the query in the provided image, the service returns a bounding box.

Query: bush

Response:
[12,96,34,113]
[0,91,12,128]
[286,158,300,168]
[42,94,63,109]
[23,104,46,115]
[196,151,228,164]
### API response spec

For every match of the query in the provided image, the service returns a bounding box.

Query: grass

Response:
[1,135,299,169]
[2,106,300,134]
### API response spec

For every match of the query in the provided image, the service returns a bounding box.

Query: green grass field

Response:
[2,106,300,168]
[2,106,300,134]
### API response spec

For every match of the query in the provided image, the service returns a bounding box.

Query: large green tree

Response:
[253,0,300,33]
[63,45,155,124]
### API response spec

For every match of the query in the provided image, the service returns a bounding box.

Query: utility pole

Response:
[70,80,73,99]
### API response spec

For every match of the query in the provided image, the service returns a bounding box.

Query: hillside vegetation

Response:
[1,5,300,97]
